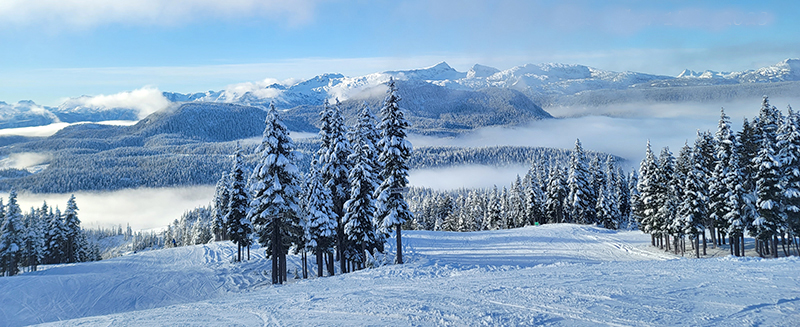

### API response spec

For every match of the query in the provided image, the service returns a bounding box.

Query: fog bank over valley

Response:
[2,186,215,231]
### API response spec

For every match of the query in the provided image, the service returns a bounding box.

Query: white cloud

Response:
[220,78,299,102]
[0,0,321,29]
[65,87,171,118]
[0,152,51,170]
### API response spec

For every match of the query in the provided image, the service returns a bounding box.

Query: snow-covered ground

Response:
[2,224,798,326]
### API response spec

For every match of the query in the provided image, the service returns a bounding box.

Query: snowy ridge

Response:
[4,224,799,326]
[676,58,800,83]
[2,59,800,130]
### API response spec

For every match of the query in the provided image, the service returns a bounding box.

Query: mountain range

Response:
[1,59,799,133]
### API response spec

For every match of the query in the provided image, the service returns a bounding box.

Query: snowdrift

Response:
[2,224,798,326]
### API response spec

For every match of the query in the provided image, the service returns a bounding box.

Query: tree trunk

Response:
[780,233,788,257]
[741,234,746,257]
[772,235,779,258]
[281,252,287,283]
[729,236,734,256]
[709,226,716,249]
[702,230,707,255]
[695,235,700,258]
[247,245,250,261]
[316,251,323,277]
[396,224,404,264]
[327,251,335,276]
[271,217,281,284]
[651,234,655,246]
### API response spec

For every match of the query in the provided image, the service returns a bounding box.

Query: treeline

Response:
[0,192,100,276]
[634,97,800,258]
[204,79,413,284]
[406,141,636,233]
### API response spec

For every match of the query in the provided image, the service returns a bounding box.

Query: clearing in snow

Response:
[1,224,798,326]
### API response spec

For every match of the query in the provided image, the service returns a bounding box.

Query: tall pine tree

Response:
[374,78,413,264]
[249,104,302,283]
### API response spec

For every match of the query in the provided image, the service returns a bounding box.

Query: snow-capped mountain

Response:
[2,59,799,131]
[676,58,800,83]
[0,100,59,129]
[164,61,675,110]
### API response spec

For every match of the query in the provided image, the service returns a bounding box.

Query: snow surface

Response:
[2,224,798,326]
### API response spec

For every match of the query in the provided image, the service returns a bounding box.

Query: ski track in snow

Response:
[0,224,797,326]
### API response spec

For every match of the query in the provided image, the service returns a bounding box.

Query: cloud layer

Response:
[6,186,215,231]
[0,0,320,29]
[63,87,171,118]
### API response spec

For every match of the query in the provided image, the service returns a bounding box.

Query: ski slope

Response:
[2,224,798,326]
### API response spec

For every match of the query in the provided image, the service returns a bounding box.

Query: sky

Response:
[0,0,799,106]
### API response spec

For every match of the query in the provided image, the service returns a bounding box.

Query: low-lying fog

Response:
[2,186,215,231]
[2,98,797,230]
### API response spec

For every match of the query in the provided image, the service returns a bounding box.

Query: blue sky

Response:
[0,0,798,106]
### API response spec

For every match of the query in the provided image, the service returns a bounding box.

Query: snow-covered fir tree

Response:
[655,147,677,246]
[63,195,81,263]
[248,104,302,283]
[318,99,352,272]
[545,167,566,224]
[342,105,381,269]
[596,156,621,230]
[374,78,413,264]
[0,191,22,276]
[723,144,747,256]
[226,144,252,262]
[303,159,337,277]
[637,140,662,244]
[709,109,736,246]
[752,98,783,258]
[778,105,800,245]
[676,137,708,258]
[567,139,593,224]
[212,172,231,241]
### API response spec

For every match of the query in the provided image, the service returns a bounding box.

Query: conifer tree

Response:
[567,139,592,224]
[63,195,82,263]
[508,175,526,228]
[778,105,800,247]
[545,167,566,224]
[0,191,22,276]
[753,110,783,258]
[524,170,545,225]
[374,78,413,264]
[709,108,735,246]
[626,169,640,230]
[318,99,352,271]
[248,104,302,283]
[723,145,747,256]
[484,186,503,230]
[637,140,662,244]
[303,159,337,277]
[343,105,381,269]
[596,156,620,230]
[212,172,231,241]
[45,206,66,264]
[676,143,706,258]
[655,147,677,245]
[226,145,252,262]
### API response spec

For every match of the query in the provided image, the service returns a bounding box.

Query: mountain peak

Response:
[430,61,453,70]
[467,64,500,79]
[386,62,466,81]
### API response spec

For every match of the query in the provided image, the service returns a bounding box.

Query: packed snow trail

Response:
[0,242,271,326]
[2,224,798,326]
[401,224,675,268]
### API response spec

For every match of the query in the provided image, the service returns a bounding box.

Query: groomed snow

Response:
[2,224,798,326]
